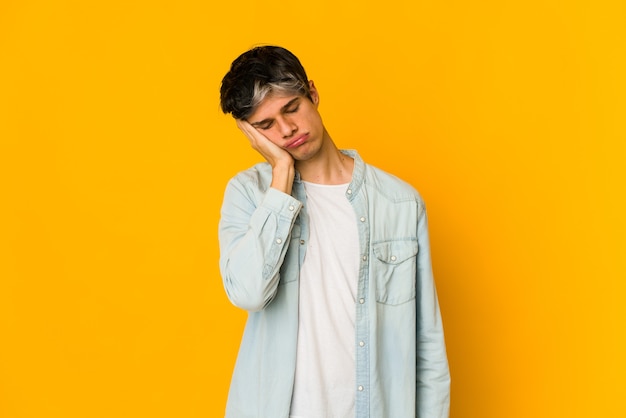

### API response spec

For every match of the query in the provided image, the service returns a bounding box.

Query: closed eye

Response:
[285,104,300,114]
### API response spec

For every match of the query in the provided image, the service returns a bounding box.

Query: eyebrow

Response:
[250,97,300,127]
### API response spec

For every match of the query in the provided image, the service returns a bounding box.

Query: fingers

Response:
[235,120,293,168]
[236,119,257,145]
[237,120,271,151]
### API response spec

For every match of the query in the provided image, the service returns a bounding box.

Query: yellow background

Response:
[1,1,624,417]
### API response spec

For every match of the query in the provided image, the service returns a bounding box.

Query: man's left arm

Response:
[415,200,451,417]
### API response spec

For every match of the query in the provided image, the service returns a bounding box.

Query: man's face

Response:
[245,82,325,161]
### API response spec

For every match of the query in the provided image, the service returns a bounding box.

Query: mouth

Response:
[285,134,309,149]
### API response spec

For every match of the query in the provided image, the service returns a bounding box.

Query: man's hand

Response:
[236,120,294,168]
[237,120,295,195]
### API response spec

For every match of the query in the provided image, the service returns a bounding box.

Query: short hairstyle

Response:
[220,46,312,120]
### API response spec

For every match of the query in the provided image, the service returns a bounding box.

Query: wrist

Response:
[270,163,295,195]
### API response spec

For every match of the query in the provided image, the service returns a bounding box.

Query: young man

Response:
[218,46,450,418]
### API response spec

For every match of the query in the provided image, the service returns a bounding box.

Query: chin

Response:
[292,149,318,162]
[292,142,321,161]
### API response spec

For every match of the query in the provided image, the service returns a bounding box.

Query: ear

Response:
[308,80,320,106]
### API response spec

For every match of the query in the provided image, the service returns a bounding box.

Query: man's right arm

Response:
[218,176,302,312]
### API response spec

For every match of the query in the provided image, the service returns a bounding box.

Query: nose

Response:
[276,116,297,139]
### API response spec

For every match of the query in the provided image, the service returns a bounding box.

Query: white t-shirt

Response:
[289,181,360,418]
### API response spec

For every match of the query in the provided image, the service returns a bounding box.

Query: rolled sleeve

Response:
[219,177,302,312]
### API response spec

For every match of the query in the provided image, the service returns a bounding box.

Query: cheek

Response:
[302,110,322,128]
[264,129,286,146]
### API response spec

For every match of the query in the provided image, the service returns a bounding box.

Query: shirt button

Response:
[288,205,295,211]
[362,255,367,261]
[276,238,282,244]
[347,189,352,195]
[390,255,397,261]
[359,298,365,304]
[360,216,366,222]
[300,240,305,245]
[358,385,364,391]
[359,341,365,347]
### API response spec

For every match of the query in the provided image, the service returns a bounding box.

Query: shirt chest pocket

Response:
[372,239,418,305]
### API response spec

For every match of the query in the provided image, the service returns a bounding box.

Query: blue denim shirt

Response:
[219,150,450,418]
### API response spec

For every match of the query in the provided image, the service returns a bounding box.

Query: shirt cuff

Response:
[262,187,303,219]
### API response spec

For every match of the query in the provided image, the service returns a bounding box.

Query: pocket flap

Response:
[373,239,418,264]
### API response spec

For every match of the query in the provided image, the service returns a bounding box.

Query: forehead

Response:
[248,93,301,121]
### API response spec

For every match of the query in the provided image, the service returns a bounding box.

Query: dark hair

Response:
[220,46,312,120]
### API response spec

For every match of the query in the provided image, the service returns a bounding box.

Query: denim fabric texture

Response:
[218,150,450,418]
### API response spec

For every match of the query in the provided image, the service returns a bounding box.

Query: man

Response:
[218,45,450,418]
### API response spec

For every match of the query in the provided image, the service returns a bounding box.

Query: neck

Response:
[296,129,354,185]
